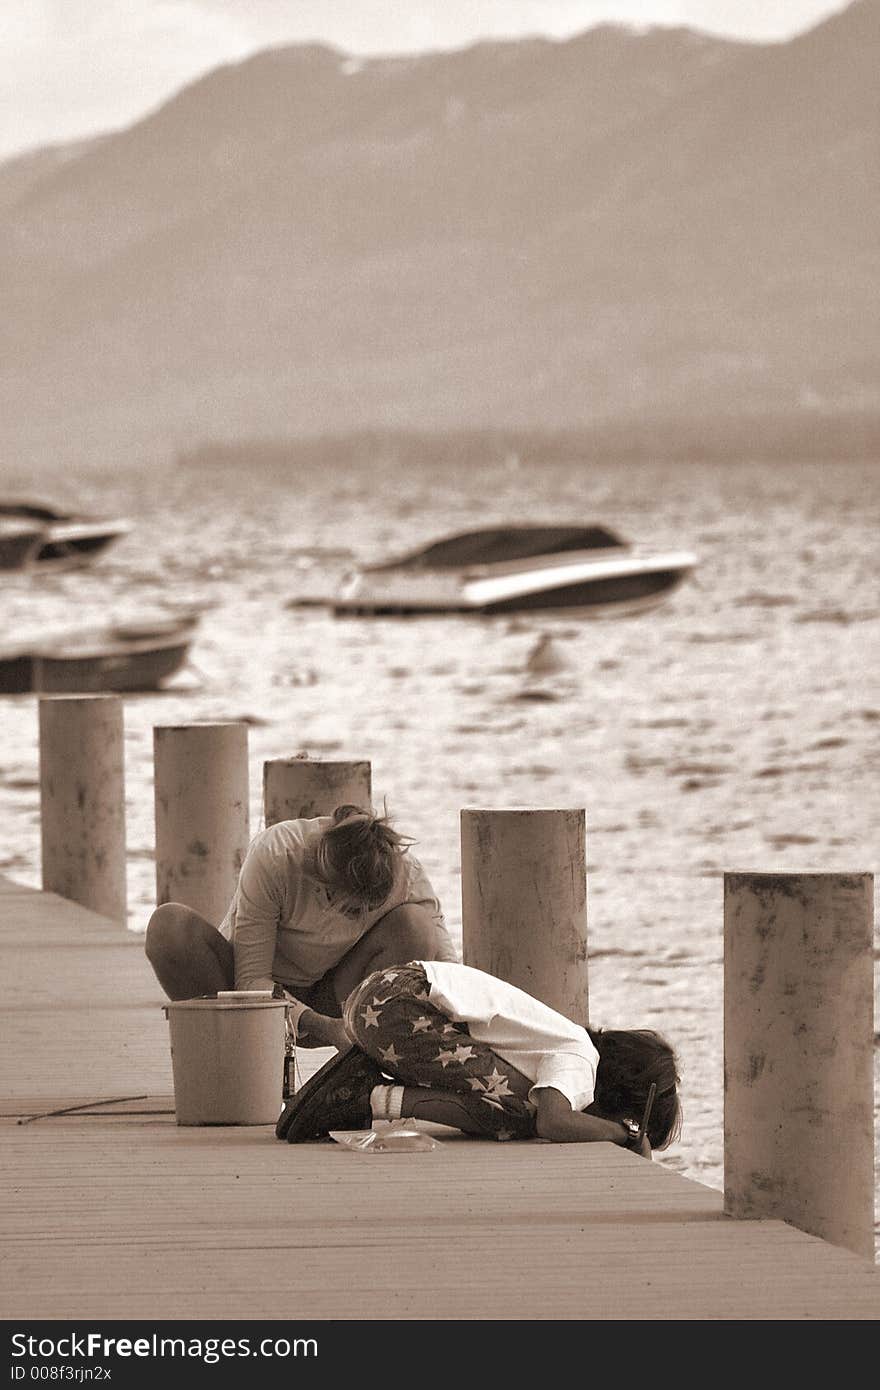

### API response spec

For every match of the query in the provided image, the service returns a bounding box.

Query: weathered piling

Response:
[38,695,127,922]
[724,870,875,1260]
[153,722,250,925]
[263,756,372,826]
[460,807,588,1024]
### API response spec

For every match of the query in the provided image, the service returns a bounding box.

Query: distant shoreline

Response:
[177,415,880,471]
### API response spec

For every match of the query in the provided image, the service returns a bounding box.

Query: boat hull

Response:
[481,566,688,614]
[31,524,131,570]
[332,553,696,617]
[0,639,192,695]
[0,525,45,572]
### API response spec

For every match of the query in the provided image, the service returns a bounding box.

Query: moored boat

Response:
[0,615,198,694]
[0,501,132,570]
[313,524,698,617]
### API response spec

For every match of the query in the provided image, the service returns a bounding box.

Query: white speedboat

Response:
[0,500,132,570]
[325,524,697,617]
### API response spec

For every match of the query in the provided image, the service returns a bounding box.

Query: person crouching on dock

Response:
[145,805,458,1052]
[276,958,681,1154]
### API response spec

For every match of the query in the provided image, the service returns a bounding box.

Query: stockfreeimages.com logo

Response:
[11,1332,317,1367]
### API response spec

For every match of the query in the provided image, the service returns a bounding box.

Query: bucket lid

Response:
[218,989,275,1000]
[165,994,287,1011]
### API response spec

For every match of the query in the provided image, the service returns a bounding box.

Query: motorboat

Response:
[0,500,132,570]
[310,524,697,617]
[0,614,199,694]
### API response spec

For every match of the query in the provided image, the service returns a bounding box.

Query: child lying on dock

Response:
[277,960,681,1154]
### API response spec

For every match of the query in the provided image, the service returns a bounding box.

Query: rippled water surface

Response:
[2,454,878,1213]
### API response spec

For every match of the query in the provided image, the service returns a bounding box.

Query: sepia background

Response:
[1,1,877,1222]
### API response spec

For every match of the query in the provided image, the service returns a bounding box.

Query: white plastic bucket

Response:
[164,993,287,1125]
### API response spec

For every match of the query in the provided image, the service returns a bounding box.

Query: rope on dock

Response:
[16,1094,152,1124]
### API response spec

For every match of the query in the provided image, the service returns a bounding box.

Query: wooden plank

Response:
[0,876,177,1103]
[0,1123,726,1229]
[0,875,131,931]
[2,1223,877,1320]
[3,1119,877,1320]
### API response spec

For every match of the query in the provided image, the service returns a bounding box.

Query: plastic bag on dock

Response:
[328,1120,441,1153]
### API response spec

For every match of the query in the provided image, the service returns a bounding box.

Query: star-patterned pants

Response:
[342,962,537,1140]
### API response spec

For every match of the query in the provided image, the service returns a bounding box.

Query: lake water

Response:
[1,453,878,1222]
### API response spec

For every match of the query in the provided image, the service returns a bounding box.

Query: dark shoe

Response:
[276,1047,386,1142]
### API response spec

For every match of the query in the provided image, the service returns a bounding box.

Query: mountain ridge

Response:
[1,1,877,471]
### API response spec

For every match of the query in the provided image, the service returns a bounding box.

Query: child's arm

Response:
[534,1087,652,1156]
[284,997,350,1051]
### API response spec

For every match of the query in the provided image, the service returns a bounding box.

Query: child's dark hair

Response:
[310,804,412,914]
[586,1026,682,1150]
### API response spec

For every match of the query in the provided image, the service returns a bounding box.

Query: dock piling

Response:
[723,869,875,1259]
[460,806,589,1024]
[263,756,372,826]
[38,694,127,922]
[153,722,250,924]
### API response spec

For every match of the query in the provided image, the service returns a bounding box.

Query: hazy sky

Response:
[1,0,853,161]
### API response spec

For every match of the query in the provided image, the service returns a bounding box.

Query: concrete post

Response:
[263,757,372,826]
[38,695,127,922]
[724,870,875,1259]
[460,807,588,1024]
[154,722,250,925]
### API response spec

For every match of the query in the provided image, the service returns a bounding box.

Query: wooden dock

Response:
[1,874,877,1321]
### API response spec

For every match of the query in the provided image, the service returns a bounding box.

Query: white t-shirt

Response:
[420,960,598,1112]
[219,818,445,990]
